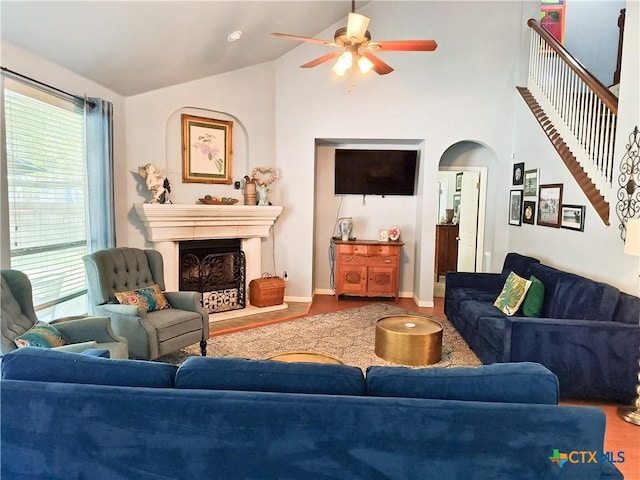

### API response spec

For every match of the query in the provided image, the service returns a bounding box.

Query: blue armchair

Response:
[1,269,128,359]
[82,247,209,360]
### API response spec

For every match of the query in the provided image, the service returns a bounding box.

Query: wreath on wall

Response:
[252,167,278,187]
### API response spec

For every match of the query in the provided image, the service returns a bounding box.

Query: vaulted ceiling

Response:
[1,1,363,96]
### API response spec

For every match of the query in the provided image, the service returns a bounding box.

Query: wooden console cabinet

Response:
[435,224,459,279]
[333,239,403,302]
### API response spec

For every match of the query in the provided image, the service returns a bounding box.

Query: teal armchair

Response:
[82,247,209,360]
[1,269,128,359]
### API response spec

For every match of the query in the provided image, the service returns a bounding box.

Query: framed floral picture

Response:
[537,183,563,227]
[181,114,233,184]
[509,190,523,226]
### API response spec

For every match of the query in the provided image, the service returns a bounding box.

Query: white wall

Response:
[564,0,626,85]
[3,0,637,300]
[313,142,422,297]
[274,1,534,302]
[122,63,277,257]
[509,0,640,295]
[0,41,126,266]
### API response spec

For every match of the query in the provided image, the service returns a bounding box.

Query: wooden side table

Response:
[333,239,403,302]
[268,352,344,365]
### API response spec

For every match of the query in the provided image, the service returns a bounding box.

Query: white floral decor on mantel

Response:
[252,167,278,206]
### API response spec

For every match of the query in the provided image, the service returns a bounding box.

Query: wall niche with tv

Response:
[334,148,419,196]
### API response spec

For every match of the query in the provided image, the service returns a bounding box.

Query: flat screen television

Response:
[334,149,418,196]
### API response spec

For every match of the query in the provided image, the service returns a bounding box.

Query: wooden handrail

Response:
[613,8,626,85]
[527,18,618,114]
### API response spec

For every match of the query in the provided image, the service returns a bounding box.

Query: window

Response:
[4,79,89,319]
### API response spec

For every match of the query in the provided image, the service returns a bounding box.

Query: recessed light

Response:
[227,30,243,42]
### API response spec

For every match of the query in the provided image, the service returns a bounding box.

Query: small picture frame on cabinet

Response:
[378,229,389,242]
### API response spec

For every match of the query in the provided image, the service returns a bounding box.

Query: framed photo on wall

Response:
[523,169,539,197]
[512,162,525,185]
[181,114,233,184]
[453,193,461,215]
[537,183,563,228]
[561,205,586,231]
[455,172,463,191]
[509,190,523,226]
[523,200,536,225]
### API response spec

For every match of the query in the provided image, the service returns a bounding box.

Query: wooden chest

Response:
[249,275,285,307]
[332,239,403,302]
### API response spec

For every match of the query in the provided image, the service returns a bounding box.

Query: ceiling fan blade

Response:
[271,32,336,47]
[368,40,438,51]
[300,52,342,69]
[346,12,370,44]
[362,52,394,75]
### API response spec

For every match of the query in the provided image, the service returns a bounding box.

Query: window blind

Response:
[4,79,88,317]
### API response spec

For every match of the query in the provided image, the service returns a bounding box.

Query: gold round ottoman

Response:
[267,352,344,365]
[375,315,443,366]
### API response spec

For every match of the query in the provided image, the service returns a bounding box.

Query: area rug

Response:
[158,303,481,370]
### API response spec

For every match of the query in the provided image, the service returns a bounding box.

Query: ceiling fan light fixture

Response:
[357,54,374,74]
[332,51,353,76]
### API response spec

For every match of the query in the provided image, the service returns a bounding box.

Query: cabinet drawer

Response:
[366,244,399,256]
[336,243,369,254]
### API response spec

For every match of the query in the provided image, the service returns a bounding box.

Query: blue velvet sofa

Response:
[445,253,640,402]
[1,348,624,479]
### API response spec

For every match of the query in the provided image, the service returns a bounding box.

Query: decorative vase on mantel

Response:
[243,176,257,205]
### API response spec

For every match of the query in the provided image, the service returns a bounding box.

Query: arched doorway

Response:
[435,141,496,297]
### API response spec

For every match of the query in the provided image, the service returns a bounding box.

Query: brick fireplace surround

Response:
[135,203,284,320]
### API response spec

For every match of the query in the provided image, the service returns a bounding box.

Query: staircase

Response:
[519,19,618,226]
[517,86,610,225]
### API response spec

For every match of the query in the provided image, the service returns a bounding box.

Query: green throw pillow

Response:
[494,271,532,316]
[14,323,66,348]
[521,275,545,317]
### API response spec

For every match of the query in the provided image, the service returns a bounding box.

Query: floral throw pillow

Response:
[15,323,67,348]
[494,271,532,316]
[115,284,171,312]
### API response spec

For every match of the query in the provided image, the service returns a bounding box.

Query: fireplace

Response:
[179,239,246,313]
[134,204,284,319]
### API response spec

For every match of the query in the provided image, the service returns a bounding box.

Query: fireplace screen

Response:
[179,239,246,314]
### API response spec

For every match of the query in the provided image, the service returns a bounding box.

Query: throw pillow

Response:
[14,323,66,348]
[115,284,171,312]
[521,275,545,317]
[494,271,532,315]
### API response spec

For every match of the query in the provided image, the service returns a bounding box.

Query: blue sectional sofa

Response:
[1,348,624,479]
[445,253,640,402]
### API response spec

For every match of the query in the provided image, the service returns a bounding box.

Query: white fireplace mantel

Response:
[134,203,283,242]
[134,203,283,292]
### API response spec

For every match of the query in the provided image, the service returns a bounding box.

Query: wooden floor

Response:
[211,295,639,479]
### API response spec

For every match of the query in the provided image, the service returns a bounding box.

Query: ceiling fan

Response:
[271,1,437,89]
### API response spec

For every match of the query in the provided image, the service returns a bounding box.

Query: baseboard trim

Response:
[284,295,313,303]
